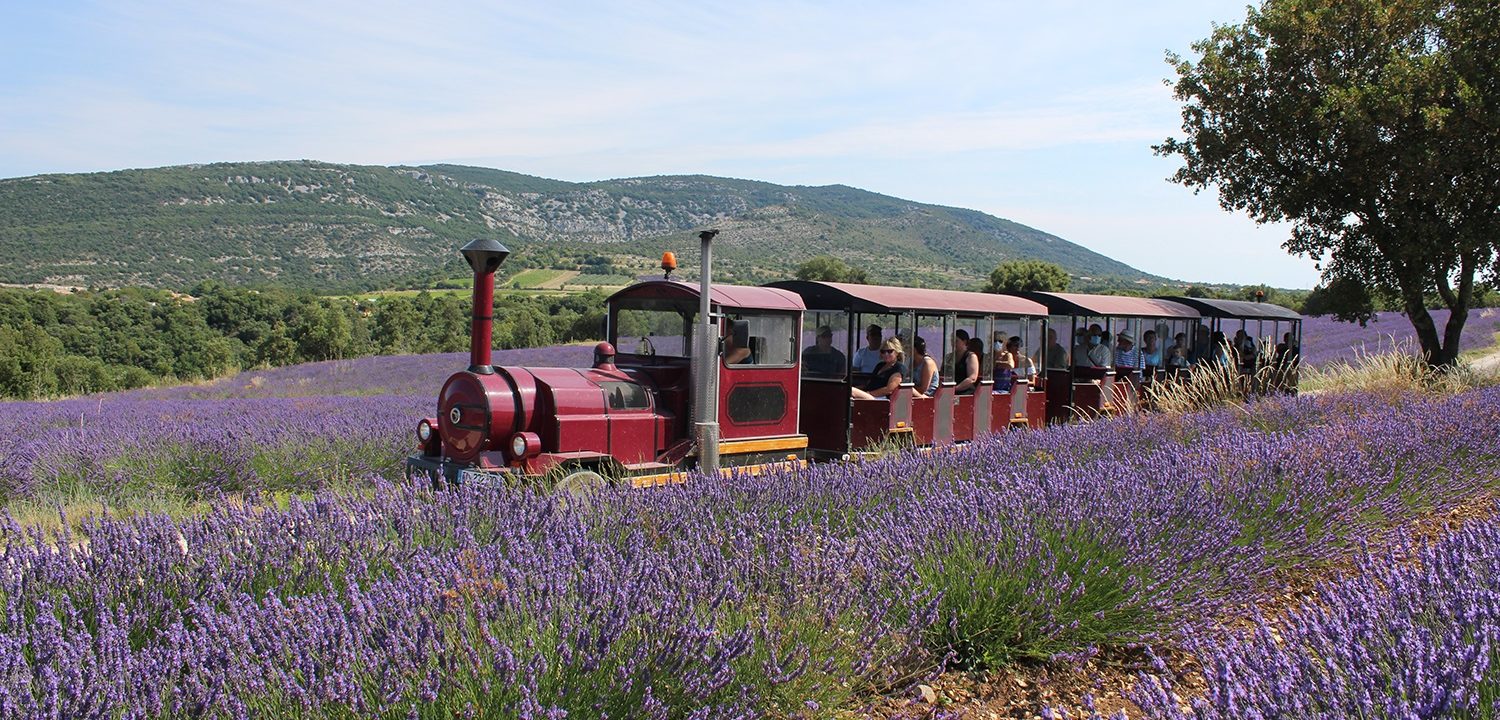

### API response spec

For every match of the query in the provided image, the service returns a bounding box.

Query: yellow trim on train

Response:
[715,435,808,455]
[630,457,808,488]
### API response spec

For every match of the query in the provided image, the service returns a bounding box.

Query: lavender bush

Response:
[4,385,1500,716]
[1131,508,1500,718]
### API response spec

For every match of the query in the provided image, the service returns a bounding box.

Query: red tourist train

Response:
[405,238,1302,488]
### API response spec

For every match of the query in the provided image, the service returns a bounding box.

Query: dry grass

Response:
[1147,343,1298,415]
[1302,336,1494,399]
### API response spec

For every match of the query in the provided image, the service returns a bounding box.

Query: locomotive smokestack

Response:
[461,238,510,375]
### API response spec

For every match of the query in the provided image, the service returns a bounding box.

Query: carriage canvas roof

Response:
[1154,296,1303,321]
[1014,292,1201,319]
[607,280,805,312]
[765,280,1048,316]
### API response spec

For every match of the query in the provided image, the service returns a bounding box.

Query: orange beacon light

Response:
[661,252,678,279]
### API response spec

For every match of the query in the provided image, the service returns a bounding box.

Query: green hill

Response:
[0,160,1159,292]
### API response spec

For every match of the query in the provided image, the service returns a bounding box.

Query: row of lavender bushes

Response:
[3,385,1499,717]
[1130,507,1500,718]
[1298,307,1500,367]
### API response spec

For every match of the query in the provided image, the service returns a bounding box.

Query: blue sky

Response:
[0,0,1323,288]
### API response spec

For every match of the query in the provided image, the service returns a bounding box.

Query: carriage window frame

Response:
[721,311,800,370]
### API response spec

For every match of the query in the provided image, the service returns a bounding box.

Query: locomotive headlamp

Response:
[508,432,542,461]
[418,419,435,442]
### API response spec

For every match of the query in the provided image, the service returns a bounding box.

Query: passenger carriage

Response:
[1011,292,1202,421]
[765,281,1049,459]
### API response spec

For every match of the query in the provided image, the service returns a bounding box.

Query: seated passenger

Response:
[852,324,883,373]
[1006,335,1035,383]
[1166,346,1190,372]
[1114,332,1141,371]
[1209,330,1231,366]
[911,336,940,397]
[953,332,980,395]
[851,339,906,400]
[1140,330,1162,370]
[1072,328,1094,369]
[994,336,1018,392]
[1042,328,1068,369]
[802,325,847,378]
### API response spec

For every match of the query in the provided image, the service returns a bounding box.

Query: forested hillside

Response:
[0,286,605,399]
[0,161,1155,291]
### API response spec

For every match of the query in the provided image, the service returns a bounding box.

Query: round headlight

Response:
[418,419,434,442]
[510,434,528,458]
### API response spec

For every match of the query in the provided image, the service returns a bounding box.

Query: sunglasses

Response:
[879,349,895,355]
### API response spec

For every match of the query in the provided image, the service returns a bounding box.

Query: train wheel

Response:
[553,469,607,509]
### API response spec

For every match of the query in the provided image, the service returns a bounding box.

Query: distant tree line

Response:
[0,284,606,400]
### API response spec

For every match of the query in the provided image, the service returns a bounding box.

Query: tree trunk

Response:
[1401,285,1468,369]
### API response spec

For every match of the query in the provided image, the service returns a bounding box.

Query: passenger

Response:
[953,331,980,395]
[1275,332,1300,364]
[1007,335,1036,383]
[1140,330,1162,369]
[852,324,883,373]
[851,338,906,400]
[1114,332,1141,372]
[1233,329,1256,371]
[1042,328,1068,369]
[802,325,847,378]
[1192,325,1213,363]
[1087,327,1113,367]
[910,336,940,397]
[1071,328,1093,368]
[1171,332,1189,361]
[945,329,971,378]
[994,335,1018,392]
[722,324,753,365]
[1209,330,1231,366]
[1166,345,1190,372]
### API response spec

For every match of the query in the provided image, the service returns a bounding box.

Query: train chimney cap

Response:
[461,238,510,275]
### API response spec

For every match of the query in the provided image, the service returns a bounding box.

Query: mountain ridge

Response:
[0,159,1161,292]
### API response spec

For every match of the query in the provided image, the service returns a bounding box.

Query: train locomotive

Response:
[406,238,1303,489]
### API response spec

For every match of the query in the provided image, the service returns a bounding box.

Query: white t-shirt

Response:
[852,346,882,373]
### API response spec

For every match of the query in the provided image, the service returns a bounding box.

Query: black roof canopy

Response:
[1155,296,1302,321]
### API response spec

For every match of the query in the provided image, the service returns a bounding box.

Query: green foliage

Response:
[983,259,1070,293]
[1302,277,1377,325]
[0,286,609,400]
[794,255,869,284]
[1159,0,1500,366]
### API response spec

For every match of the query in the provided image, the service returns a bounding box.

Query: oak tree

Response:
[1158,0,1500,366]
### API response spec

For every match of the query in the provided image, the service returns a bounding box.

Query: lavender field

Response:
[0,346,592,508]
[3,376,1499,716]
[1299,307,1500,368]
